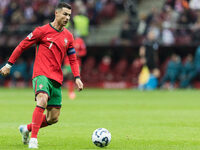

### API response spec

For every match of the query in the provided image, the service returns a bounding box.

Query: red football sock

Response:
[40,114,49,128]
[68,80,74,93]
[31,106,45,138]
[27,114,49,132]
[27,123,31,131]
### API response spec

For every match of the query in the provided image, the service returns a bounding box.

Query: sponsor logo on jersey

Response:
[27,32,33,39]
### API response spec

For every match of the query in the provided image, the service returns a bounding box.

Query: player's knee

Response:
[36,93,48,107]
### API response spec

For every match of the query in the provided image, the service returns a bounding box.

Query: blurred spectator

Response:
[99,0,116,20]
[194,46,200,77]
[127,58,143,84]
[81,56,97,83]
[174,0,187,12]
[65,33,87,99]
[137,13,147,36]
[178,9,197,26]
[179,54,196,88]
[72,0,90,38]
[98,55,112,81]
[191,16,200,44]
[160,53,182,89]
[139,30,159,71]
[120,15,133,45]
[189,0,200,10]
[148,22,160,41]
[87,0,99,25]
[138,65,150,89]
[165,0,176,9]
[124,0,138,18]
[161,22,175,45]
[112,58,128,81]
[138,68,160,90]
[0,17,3,32]
[161,5,179,29]
[73,12,90,39]
[98,55,111,74]
[145,7,159,33]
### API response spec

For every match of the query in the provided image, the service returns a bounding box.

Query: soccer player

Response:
[63,35,87,99]
[0,2,83,149]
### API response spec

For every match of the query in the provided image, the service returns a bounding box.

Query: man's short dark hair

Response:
[56,2,71,10]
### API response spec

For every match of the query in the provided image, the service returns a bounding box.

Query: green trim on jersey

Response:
[36,43,40,52]
[32,75,62,107]
[49,23,63,32]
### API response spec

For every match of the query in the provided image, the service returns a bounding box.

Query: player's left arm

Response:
[68,52,83,91]
[67,35,83,91]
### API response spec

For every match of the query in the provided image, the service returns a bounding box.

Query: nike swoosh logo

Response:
[47,38,52,40]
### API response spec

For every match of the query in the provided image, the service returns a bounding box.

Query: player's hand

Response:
[75,78,83,91]
[0,65,11,76]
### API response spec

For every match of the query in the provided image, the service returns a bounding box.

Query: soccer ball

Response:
[92,128,111,147]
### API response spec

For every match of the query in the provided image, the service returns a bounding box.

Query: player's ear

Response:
[55,10,58,17]
[55,9,60,17]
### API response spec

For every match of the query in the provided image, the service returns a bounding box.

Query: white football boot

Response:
[19,125,30,145]
[28,138,38,149]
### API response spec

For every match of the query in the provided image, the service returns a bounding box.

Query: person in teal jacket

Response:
[180,54,196,88]
[160,53,182,88]
[194,46,200,75]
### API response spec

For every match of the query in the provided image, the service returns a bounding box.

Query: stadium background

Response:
[0,0,200,88]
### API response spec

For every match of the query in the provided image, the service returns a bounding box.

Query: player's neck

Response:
[50,21,64,31]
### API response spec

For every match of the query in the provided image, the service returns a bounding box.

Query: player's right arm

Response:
[0,27,42,76]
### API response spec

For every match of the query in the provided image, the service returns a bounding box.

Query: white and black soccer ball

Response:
[92,128,111,147]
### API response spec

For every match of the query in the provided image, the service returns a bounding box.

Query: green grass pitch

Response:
[1,88,200,150]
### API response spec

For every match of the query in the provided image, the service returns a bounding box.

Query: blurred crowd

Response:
[2,0,200,46]
[119,0,200,46]
[0,0,124,46]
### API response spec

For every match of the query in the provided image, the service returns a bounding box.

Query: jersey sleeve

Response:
[8,27,43,64]
[67,34,80,78]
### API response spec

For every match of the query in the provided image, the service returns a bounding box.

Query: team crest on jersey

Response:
[27,32,33,39]
[39,84,43,89]
[64,38,68,47]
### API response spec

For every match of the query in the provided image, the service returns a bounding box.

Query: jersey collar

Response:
[49,23,63,32]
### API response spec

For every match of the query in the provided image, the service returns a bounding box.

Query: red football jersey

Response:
[64,37,87,66]
[8,23,80,84]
